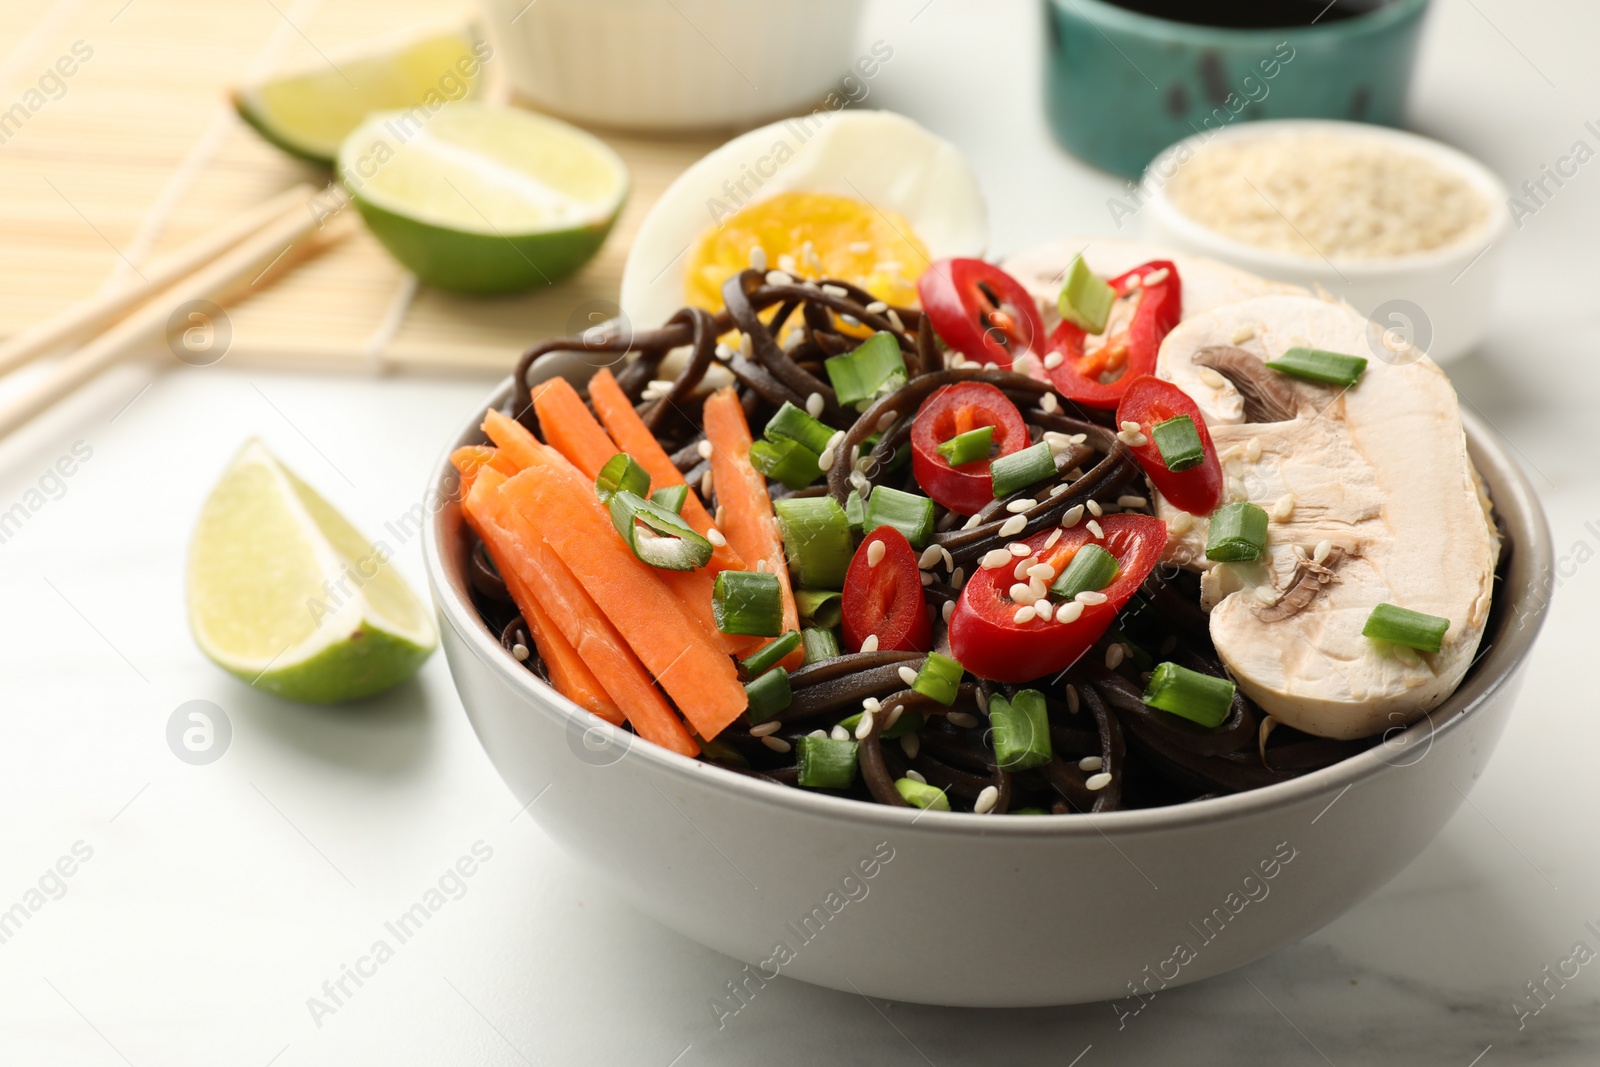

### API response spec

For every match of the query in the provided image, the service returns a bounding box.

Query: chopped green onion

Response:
[1151,415,1205,472]
[838,708,924,739]
[795,589,842,630]
[796,736,858,789]
[774,496,852,588]
[595,452,650,502]
[936,426,993,467]
[764,401,837,455]
[607,491,713,571]
[845,489,866,537]
[1266,346,1368,388]
[863,485,936,549]
[1205,501,1268,562]
[825,331,907,409]
[650,484,688,514]
[990,689,1052,771]
[744,667,791,723]
[749,438,822,491]
[801,627,840,665]
[911,652,964,706]
[1057,254,1116,334]
[713,570,783,636]
[1363,603,1449,653]
[895,777,950,811]
[990,440,1057,499]
[741,630,801,677]
[1049,543,1120,601]
[1143,662,1234,728]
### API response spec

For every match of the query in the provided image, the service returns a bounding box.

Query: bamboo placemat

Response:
[0,0,724,374]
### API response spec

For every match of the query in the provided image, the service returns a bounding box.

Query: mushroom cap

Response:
[1154,295,1499,740]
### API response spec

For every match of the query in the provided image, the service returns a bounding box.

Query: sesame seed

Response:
[1118,495,1147,509]
[1055,601,1084,624]
[1075,590,1109,605]
[1009,582,1034,604]
[1034,598,1053,617]
[1087,519,1105,539]
[1079,756,1103,772]
[755,559,767,573]
[1120,421,1142,434]
[1086,498,1103,517]
[942,601,955,623]
[749,719,783,737]
[1198,367,1228,389]
[898,665,919,688]
[1040,393,1060,413]
[900,733,920,758]
[981,548,1013,569]
[1125,273,1142,289]
[920,570,934,587]
[1117,430,1149,447]
[806,392,825,418]
[1143,267,1170,286]
[849,471,870,492]
[1013,605,1037,624]
[512,643,530,661]
[809,729,828,739]
[948,711,980,728]
[860,634,880,653]
[700,470,714,497]
[778,253,797,274]
[1007,542,1031,557]
[1245,437,1262,463]
[1086,771,1113,791]
[766,270,794,287]
[864,697,882,713]
[951,566,964,587]
[1043,431,1072,452]
[1168,511,1193,534]
[1000,514,1027,537]
[1026,563,1054,582]
[963,513,984,531]
[1043,352,1064,370]
[974,785,999,815]
[888,310,906,332]
[706,528,726,547]
[937,511,959,532]
[918,545,943,569]
[983,361,999,371]
[762,735,792,753]
[1066,684,1081,714]
[841,314,861,328]
[1043,529,1063,550]
[904,769,927,784]
[1049,483,1071,499]
[875,410,898,432]
[849,444,861,465]
[867,540,887,568]
[1105,643,1125,669]
[855,710,876,740]
[1061,504,1084,528]
[1029,578,1048,601]
[715,342,734,363]
[749,246,767,271]
[1006,498,1037,514]
[826,430,846,451]
[831,725,851,741]
[739,333,753,358]
[974,689,989,714]
[817,447,835,470]
[696,440,714,461]
[866,300,888,314]
[1231,324,1256,344]
[940,546,954,570]
[885,704,904,728]
[715,505,726,525]
[1313,539,1333,564]
[1255,585,1278,604]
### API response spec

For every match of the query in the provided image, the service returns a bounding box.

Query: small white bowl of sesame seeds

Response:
[1142,119,1510,364]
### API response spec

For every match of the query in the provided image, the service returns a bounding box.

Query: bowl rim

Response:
[1045,0,1430,45]
[425,374,1551,839]
[1142,118,1512,278]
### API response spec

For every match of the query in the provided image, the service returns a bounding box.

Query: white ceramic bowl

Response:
[1142,120,1510,364]
[478,0,867,132]
[424,372,1550,1008]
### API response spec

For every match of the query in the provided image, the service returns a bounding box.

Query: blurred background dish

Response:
[1142,119,1509,363]
[480,0,867,132]
[1042,0,1430,177]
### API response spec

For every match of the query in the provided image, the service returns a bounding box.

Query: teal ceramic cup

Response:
[1043,0,1430,176]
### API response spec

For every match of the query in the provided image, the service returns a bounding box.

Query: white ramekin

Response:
[478,0,868,132]
[1142,120,1510,364]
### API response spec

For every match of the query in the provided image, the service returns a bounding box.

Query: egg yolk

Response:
[684,191,931,314]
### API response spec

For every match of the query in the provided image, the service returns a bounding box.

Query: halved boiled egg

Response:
[620,110,986,330]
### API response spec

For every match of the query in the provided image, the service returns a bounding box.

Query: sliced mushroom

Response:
[1192,345,1300,423]
[1152,295,1500,741]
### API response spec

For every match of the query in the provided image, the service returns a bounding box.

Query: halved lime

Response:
[233,26,486,165]
[187,439,436,704]
[338,102,629,294]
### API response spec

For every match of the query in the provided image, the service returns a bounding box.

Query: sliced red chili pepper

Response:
[1044,260,1181,409]
[909,382,1030,516]
[841,526,932,654]
[1116,375,1222,515]
[917,258,1046,371]
[948,515,1167,682]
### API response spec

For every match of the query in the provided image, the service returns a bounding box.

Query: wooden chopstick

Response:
[0,186,348,440]
[0,182,319,378]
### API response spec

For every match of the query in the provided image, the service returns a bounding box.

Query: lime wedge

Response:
[338,102,629,294]
[233,27,486,165]
[187,439,436,704]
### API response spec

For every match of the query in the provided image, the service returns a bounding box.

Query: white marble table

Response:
[3,0,1598,1063]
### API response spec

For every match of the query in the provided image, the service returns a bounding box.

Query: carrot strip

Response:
[451,445,518,497]
[468,468,699,756]
[702,387,805,671]
[531,377,621,479]
[487,404,752,655]
[588,368,745,575]
[500,457,748,740]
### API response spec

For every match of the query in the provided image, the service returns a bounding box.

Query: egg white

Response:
[619,109,987,331]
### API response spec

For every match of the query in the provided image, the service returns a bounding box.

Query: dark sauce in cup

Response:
[1102,0,1392,29]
